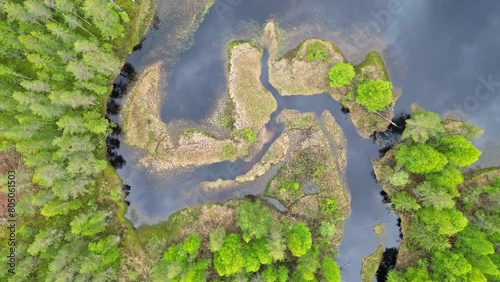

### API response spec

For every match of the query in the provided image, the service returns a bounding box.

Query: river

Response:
[107,1,500,281]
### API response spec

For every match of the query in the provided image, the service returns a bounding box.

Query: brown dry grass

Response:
[269,38,346,95]
[228,42,277,132]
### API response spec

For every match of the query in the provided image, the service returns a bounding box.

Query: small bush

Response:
[221,143,237,160]
[356,80,393,112]
[319,198,338,214]
[306,42,328,62]
[278,178,301,195]
[319,221,337,238]
[329,63,355,88]
[389,170,410,187]
[241,128,256,143]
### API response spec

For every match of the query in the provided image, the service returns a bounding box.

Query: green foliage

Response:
[297,246,320,281]
[387,259,433,282]
[306,42,329,62]
[278,177,302,194]
[424,167,463,197]
[391,191,421,211]
[402,110,445,143]
[83,0,124,39]
[262,265,279,282]
[214,234,245,276]
[328,63,355,87]
[70,211,108,237]
[41,199,83,217]
[318,221,337,238]
[287,223,312,257]
[267,228,287,262]
[182,233,202,256]
[241,128,257,143]
[407,221,451,251]
[454,226,494,256]
[389,170,410,187]
[237,201,273,242]
[221,143,237,160]
[431,251,472,280]
[321,257,341,282]
[209,227,227,252]
[414,182,455,210]
[466,254,499,276]
[415,207,467,236]
[436,135,481,167]
[355,80,393,112]
[468,268,488,282]
[319,198,338,214]
[395,144,448,174]
[0,0,134,278]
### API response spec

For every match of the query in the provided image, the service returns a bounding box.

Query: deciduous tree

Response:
[356,80,393,112]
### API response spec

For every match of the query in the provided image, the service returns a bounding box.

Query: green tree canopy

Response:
[213,234,245,277]
[355,80,393,112]
[424,167,463,197]
[436,135,481,167]
[297,246,320,281]
[431,251,472,281]
[415,207,467,236]
[321,257,341,282]
[395,144,448,174]
[402,110,445,143]
[389,170,411,187]
[287,223,312,257]
[415,182,455,210]
[455,226,494,256]
[182,233,202,256]
[391,191,421,211]
[237,201,273,242]
[328,63,355,87]
[209,227,226,252]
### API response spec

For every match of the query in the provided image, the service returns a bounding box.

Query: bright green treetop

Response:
[214,234,245,277]
[395,144,448,174]
[356,80,393,112]
[436,135,481,167]
[328,63,355,87]
[287,223,312,257]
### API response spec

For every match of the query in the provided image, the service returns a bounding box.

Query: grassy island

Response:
[264,19,399,138]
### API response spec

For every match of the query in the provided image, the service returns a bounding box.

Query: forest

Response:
[0,0,151,281]
[375,106,500,282]
[150,200,342,281]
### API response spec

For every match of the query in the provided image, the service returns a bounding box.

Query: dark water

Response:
[107,1,500,281]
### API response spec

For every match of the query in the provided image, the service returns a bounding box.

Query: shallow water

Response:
[109,1,500,281]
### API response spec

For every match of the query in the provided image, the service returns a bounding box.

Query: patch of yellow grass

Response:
[228,42,278,132]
